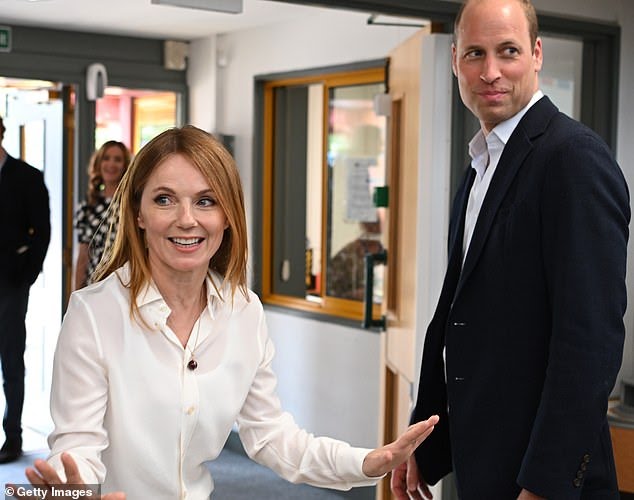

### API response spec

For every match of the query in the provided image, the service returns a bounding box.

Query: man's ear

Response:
[451,43,458,77]
[533,37,543,72]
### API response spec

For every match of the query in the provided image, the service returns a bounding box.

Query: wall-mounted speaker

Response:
[86,63,108,101]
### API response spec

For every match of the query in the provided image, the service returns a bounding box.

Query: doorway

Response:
[0,78,67,452]
[95,87,179,154]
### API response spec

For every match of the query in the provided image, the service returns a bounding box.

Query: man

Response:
[0,116,51,463]
[391,0,629,499]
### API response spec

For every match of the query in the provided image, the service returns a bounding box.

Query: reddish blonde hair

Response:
[94,126,248,321]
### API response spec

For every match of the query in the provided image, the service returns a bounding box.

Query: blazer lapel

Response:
[0,156,15,197]
[448,168,475,275]
[454,96,558,301]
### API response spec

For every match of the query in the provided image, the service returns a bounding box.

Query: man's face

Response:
[452,0,542,133]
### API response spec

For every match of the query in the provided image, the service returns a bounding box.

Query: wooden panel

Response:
[385,29,427,384]
[380,366,398,500]
[610,424,634,493]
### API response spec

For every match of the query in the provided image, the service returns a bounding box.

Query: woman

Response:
[74,140,131,289]
[25,126,438,499]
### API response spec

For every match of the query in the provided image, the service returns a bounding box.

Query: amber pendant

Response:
[187,359,198,370]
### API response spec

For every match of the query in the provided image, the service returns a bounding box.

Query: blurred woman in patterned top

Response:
[74,141,131,289]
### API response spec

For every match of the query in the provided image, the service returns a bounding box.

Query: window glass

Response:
[540,36,583,119]
[263,67,386,320]
[324,83,386,303]
[96,87,178,154]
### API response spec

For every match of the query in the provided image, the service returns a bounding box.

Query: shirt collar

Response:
[468,130,489,179]
[115,263,225,320]
[468,90,543,179]
[490,89,544,145]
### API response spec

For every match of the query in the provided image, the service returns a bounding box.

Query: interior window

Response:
[540,35,583,119]
[262,66,386,320]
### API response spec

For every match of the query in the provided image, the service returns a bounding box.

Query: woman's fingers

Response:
[24,468,46,487]
[29,459,64,485]
[102,493,126,500]
[400,415,439,450]
[60,453,84,484]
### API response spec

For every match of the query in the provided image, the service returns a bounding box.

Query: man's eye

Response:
[502,47,519,56]
[464,50,483,59]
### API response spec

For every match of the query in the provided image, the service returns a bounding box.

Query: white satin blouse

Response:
[47,266,375,499]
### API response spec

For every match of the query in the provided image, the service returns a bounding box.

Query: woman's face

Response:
[137,153,228,281]
[100,145,127,186]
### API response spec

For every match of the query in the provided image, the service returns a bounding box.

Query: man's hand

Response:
[517,488,545,500]
[391,454,433,499]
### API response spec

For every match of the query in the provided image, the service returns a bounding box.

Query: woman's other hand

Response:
[21,452,126,500]
[362,414,439,478]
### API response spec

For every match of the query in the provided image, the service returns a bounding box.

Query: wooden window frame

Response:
[258,65,386,322]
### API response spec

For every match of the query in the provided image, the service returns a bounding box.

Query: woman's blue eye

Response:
[154,195,170,206]
[198,197,216,207]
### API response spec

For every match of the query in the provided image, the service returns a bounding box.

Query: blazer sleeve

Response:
[517,130,630,498]
[23,167,51,285]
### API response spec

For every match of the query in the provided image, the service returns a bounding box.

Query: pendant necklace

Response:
[187,314,202,371]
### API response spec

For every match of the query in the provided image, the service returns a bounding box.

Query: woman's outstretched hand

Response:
[362,415,439,477]
[17,452,126,500]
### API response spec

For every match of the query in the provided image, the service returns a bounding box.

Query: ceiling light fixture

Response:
[151,0,243,14]
[367,14,427,28]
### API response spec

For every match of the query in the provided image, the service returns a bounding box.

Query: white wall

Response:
[187,0,634,448]
[613,0,634,388]
[266,309,382,447]
[187,36,217,132]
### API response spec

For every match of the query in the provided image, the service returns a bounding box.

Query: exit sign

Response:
[0,26,12,53]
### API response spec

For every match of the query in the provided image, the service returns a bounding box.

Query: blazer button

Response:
[573,478,582,488]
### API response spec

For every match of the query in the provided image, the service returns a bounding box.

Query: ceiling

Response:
[0,0,337,40]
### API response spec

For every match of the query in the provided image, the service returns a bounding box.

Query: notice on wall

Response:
[345,157,378,223]
[0,26,11,53]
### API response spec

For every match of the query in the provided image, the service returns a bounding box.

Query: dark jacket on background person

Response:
[0,154,50,286]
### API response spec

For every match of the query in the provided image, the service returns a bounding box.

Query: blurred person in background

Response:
[74,140,130,289]
[0,116,50,464]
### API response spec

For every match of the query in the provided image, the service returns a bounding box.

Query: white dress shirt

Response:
[462,90,544,260]
[48,265,375,499]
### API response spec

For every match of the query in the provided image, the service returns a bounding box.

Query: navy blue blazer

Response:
[411,96,630,499]
[0,154,50,286]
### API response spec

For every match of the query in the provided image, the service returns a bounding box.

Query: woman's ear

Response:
[137,213,145,229]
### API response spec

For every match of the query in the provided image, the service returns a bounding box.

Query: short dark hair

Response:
[454,0,539,49]
[0,116,5,135]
